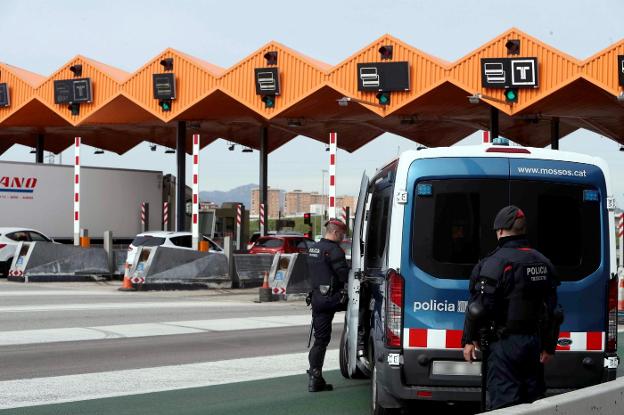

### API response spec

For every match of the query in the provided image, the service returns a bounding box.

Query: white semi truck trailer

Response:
[0,161,173,242]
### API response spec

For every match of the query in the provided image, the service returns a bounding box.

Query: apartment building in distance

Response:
[284,190,356,217]
[250,187,283,218]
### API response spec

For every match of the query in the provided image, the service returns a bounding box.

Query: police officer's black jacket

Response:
[307,238,349,292]
[461,235,560,353]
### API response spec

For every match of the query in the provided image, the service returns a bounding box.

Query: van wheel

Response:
[339,329,368,379]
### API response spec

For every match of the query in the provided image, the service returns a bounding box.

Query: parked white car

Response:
[0,227,54,277]
[126,231,223,267]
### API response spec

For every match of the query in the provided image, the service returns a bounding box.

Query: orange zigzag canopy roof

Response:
[1,28,623,155]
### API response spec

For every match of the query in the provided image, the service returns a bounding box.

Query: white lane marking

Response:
[0,350,339,410]
[0,314,313,346]
[0,301,257,313]
[0,290,124,297]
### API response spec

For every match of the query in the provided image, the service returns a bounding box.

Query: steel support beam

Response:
[551,117,560,150]
[36,134,44,163]
[176,121,186,231]
[259,126,268,236]
[490,107,499,139]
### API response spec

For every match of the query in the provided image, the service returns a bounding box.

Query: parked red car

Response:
[248,235,314,255]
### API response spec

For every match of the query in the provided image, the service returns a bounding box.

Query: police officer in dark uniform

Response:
[462,205,561,410]
[306,219,349,392]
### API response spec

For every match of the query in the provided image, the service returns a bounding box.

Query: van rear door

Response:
[509,159,608,388]
[401,157,509,387]
[344,173,369,377]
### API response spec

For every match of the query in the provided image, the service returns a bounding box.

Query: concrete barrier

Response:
[232,254,274,288]
[484,377,624,414]
[268,253,311,300]
[7,241,110,282]
[127,246,230,289]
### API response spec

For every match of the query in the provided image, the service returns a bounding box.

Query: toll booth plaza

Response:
[0,28,623,413]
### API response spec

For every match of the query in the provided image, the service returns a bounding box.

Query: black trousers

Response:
[487,334,545,410]
[308,291,341,370]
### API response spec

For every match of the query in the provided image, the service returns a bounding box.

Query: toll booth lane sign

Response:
[618,55,624,86]
[481,58,539,89]
[0,83,9,107]
[356,62,410,92]
[53,78,93,104]
[153,73,176,100]
[254,67,280,96]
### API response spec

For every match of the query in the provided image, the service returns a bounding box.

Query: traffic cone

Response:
[118,264,135,291]
[259,271,272,302]
[262,271,270,288]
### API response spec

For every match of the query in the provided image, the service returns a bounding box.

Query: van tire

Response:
[339,329,368,379]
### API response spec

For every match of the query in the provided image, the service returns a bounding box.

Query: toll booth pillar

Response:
[489,107,499,139]
[259,126,268,236]
[176,121,186,232]
[36,134,44,164]
[551,117,560,150]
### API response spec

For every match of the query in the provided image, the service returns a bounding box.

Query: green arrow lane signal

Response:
[376,92,390,105]
[159,100,171,111]
[504,88,518,103]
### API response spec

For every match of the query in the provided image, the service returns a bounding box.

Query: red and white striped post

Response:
[482,130,490,144]
[259,203,265,235]
[192,134,200,250]
[162,201,169,231]
[341,206,347,224]
[140,202,149,232]
[328,132,337,219]
[73,137,81,246]
[618,212,624,312]
[618,212,623,265]
[236,203,242,250]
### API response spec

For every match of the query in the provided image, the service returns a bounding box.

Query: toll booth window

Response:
[170,235,192,248]
[412,180,507,279]
[131,236,165,247]
[255,238,284,248]
[511,181,600,281]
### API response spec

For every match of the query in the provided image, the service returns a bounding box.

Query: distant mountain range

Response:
[200,184,256,208]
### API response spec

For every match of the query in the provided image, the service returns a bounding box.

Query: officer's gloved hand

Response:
[305,291,312,307]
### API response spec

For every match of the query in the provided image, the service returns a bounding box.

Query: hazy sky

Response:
[1,0,623,204]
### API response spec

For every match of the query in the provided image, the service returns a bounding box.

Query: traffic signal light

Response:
[159,99,172,111]
[504,88,518,103]
[262,95,275,108]
[376,92,390,106]
[303,213,311,225]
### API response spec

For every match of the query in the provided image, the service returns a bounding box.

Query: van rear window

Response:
[411,179,601,281]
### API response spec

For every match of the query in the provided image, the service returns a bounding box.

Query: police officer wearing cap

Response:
[306,219,349,392]
[462,206,561,410]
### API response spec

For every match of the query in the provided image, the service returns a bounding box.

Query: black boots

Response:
[307,368,333,392]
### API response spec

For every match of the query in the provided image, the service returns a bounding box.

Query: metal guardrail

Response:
[485,377,624,414]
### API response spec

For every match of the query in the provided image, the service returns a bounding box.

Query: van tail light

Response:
[0,244,6,249]
[606,276,618,353]
[385,269,404,348]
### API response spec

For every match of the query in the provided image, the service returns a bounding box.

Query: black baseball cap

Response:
[493,205,525,230]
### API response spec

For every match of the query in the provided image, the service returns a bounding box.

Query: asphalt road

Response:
[0,280,621,415]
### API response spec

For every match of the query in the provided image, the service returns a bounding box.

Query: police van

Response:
[340,144,619,413]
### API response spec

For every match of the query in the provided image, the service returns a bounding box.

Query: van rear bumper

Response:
[377,349,616,404]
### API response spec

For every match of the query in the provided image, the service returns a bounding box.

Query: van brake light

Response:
[385,269,404,348]
[606,276,618,353]
[485,147,530,154]
[0,244,6,249]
